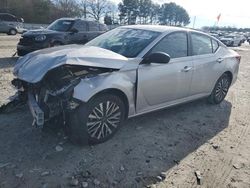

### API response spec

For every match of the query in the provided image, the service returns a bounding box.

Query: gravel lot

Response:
[0,35,249,188]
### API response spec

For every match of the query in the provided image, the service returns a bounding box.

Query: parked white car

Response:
[0,13,24,35]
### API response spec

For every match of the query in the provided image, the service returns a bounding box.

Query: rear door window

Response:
[150,32,188,59]
[191,33,212,55]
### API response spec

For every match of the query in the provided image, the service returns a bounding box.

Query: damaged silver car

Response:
[12,25,240,144]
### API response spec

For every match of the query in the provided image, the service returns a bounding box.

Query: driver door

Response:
[136,32,194,113]
[68,20,88,44]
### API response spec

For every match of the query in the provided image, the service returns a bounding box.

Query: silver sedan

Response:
[13,25,240,144]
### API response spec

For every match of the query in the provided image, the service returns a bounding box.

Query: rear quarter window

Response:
[212,39,219,53]
[88,22,99,31]
[99,24,107,31]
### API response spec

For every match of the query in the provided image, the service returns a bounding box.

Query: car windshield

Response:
[85,28,160,58]
[47,20,74,32]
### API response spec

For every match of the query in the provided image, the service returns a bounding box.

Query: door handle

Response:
[181,66,193,72]
[216,58,224,63]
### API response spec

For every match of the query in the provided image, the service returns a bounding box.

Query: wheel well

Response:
[224,71,233,84]
[90,89,129,119]
[9,28,17,31]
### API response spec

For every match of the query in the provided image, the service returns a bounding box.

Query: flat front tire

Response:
[208,73,231,104]
[67,94,126,145]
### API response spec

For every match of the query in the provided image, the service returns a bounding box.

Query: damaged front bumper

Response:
[11,75,81,128]
[28,91,44,127]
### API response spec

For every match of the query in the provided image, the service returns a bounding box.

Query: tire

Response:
[208,73,231,104]
[9,29,17,35]
[67,94,126,145]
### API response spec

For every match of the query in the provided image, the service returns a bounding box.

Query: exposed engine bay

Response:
[8,65,117,127]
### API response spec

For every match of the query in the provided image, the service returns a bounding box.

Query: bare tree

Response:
[54,0,81,18]
[83,0,114,21]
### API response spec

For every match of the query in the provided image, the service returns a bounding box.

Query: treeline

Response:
[118,0,189,26]
[0,0,82,23]
[0,0,190,26]
[203,26,250,33]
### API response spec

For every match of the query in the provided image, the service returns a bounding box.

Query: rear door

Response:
[189,32,225,95]
[137,31,194,113]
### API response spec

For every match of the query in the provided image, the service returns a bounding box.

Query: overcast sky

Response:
[110,0,250,28]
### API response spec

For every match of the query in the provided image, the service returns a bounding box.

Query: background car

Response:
[220,35,242,46]
[13,26,240,145]
[17,18,108,56]
[0,13,24,35]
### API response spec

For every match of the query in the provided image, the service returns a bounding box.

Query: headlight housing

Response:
[35,35,46,41]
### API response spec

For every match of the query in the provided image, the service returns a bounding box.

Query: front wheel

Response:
[67,94,126,145]
[208,73,231,104]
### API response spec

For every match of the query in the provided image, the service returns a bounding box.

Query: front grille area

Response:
[18,37,34,46]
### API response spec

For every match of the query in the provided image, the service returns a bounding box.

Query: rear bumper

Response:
[27,92,44,127]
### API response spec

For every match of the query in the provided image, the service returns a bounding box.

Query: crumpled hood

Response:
[14,45,128,83]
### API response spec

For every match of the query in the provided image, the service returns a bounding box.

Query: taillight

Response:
[236,56,241,63]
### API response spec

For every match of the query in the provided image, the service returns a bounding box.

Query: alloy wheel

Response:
[87,101,121,140]
[215,76,230,102]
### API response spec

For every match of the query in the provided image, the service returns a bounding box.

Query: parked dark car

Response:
[17,18,108,56]
[0,13,24,35]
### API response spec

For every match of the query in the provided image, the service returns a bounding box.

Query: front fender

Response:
[72,71,137,116]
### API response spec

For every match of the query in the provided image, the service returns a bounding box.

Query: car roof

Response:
[120,25,226,47]
[0,13,15,16]
[120,25,193,33]
[57,17,78,21]
[57,18,104,24]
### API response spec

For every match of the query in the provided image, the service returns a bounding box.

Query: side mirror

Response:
[142,52,170,64]
[69,28,78,34]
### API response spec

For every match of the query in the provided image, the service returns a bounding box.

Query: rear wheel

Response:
[208,73,231,104]
[9,29,17,35]
[67,94,126,145]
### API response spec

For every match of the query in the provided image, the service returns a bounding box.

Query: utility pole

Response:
[192,16,196,28]
[83,0,87,19]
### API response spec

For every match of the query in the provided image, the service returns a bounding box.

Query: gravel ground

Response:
[0,35,249,188]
